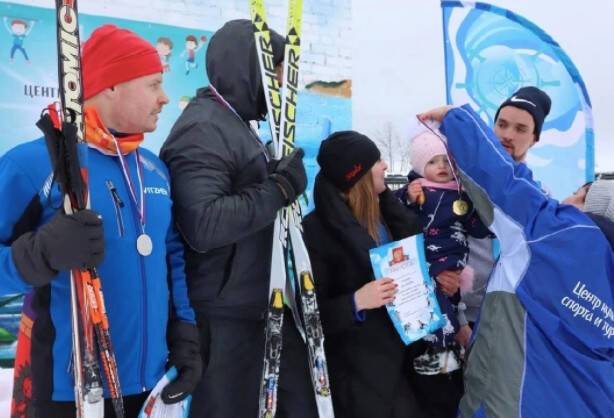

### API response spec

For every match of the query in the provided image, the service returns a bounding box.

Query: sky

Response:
[352,0,614,173]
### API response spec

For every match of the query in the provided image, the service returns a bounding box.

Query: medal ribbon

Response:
[112,138,146,232]
[209,84,270,162]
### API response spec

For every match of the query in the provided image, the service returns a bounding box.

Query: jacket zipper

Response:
[118,161,148,390]
[138,254,148,391]
[126,180,148,391]
[105,180,125,237]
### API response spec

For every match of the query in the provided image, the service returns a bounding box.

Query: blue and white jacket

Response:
[0,138,194,401]
[441,105,614,418]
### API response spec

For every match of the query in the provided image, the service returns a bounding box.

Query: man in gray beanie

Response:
[584,179,614,220]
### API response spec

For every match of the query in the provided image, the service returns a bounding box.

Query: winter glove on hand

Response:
[11,209,105,287]
[269,148,307,205]
[161,321,203,404]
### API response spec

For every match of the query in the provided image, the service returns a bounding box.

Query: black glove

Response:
[161,321,203,404]
[265,140,277,165]
[270,148,307,204]
[11,209,105,287]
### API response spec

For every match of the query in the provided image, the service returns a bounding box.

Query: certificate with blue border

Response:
[369,234,445,345]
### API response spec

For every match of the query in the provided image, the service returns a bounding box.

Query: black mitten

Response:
[161,321,203,404]
[270,148,307,204]
[11,209,105,286]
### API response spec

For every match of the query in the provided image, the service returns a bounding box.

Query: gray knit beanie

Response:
[584,179,614,222]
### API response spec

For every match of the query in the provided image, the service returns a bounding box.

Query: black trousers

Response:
[189,307,318,418]
[408,367,464,418]
[33,392,149,418]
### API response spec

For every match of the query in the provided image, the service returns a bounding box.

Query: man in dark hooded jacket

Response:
[160,19,316,418]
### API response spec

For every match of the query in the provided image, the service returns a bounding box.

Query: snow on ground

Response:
[0,368,13,418]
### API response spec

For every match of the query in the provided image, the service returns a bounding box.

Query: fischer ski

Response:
[250,1,334,417]
[35,1,125,417]
[250,2,287,417]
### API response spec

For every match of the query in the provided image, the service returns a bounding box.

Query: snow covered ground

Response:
[0,368,13,418]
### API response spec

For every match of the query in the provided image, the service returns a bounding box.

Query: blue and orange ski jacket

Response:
[0,138,194,401]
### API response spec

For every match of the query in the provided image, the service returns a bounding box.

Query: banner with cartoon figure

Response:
[369,235,445,345]
[0,2,212,155]
[441,1,594,199]
[0,1,351,209]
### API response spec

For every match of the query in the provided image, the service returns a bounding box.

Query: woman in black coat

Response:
[303,131,425,418]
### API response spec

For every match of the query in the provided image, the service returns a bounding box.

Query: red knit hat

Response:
[82,25,163,100]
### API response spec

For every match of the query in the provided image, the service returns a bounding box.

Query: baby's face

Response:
[423,154,453,183]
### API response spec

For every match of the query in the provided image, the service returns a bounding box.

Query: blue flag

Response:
[441,1,594,200]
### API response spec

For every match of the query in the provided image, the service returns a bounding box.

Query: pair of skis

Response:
[249,1,334,418]
[38,1,124,417]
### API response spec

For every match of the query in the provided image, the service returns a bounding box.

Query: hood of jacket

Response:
[206,19,285,121]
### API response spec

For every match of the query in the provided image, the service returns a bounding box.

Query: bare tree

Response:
[372,121,411,175]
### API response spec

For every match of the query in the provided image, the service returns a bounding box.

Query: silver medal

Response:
[136,233,153,256]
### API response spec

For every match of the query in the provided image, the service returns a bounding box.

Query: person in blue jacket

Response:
[0,25,201,417]
[418,104,614,418]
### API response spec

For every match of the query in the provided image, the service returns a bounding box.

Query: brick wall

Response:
[7,0,352,86]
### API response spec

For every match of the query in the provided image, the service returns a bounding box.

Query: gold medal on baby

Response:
[452,199,468,216]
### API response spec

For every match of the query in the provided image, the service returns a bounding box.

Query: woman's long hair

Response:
[343,172,385,244]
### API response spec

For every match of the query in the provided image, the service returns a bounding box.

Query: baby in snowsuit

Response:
[401,128,491,343]
[396,128,491,417]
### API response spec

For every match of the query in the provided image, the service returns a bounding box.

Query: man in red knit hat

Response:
[0,24,201,417]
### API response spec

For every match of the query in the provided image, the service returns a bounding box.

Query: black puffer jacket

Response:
[159,20,285,319]
[303,173,422,418]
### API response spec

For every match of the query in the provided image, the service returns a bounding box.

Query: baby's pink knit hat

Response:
[409,130,448,177]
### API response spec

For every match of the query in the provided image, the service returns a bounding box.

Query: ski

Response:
[279,3,333,413]
[287,215,333,416]
[10,293,35,418]
[37,1,125,417]
[250,1,334,417]
[250,2,287,417]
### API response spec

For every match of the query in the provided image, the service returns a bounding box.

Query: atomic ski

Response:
[250,1,334,417]
[36,1,125,417]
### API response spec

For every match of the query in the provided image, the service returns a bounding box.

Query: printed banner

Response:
[441,1,594,199]
[0,1,351,208]
[0,2,212,154]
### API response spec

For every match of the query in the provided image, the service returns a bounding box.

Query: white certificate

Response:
[369,234,445,345]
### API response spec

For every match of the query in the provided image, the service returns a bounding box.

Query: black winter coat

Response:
[159,20,286,319]
[303,173,422,418]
